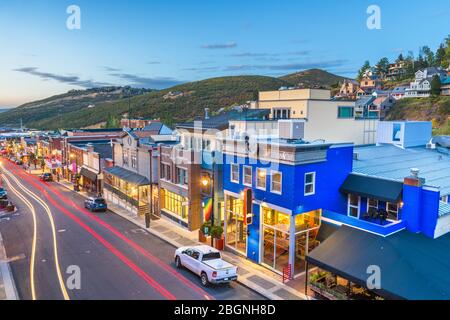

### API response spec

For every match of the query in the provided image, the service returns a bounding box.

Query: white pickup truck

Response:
[174,245,238,287]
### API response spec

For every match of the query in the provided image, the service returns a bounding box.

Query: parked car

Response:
[174,245,238,287]
[84,197,107,212]
[0,188,7,200]
[15,159,23,165]
[9,157,16,163]
[39,173,53,182]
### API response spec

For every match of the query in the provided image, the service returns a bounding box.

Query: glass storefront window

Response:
[162,189,188,221]
[226,197,247,255]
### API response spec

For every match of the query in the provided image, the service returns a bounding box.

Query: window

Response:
[243,166,252,187]
[367,198,378,211]
[131,151,137,169]
[304,172,315,196]
[122,149,129,165]
[176,167,188,186]
[162,189,188,220]
[337,106,354,119]
[387,203,399,221]
[348,194,360,218]
[441,196,449,204]
[161,164,171,181]
[231,164,239,183]
[256,168,267,190]
[271,171,282,194]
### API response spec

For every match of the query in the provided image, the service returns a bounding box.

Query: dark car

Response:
[84,197,107,212]
[15,159,23,165]
[0,187,7,200]
[40,173,53,182]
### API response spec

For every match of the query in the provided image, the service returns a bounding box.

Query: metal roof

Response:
[103,166,150,186]
[440,202,450,217]
[353,144,450,196]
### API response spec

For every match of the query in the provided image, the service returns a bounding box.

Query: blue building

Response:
[222,126,353,276]
[222,120,450,279]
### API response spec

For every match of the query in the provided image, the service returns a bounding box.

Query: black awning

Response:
[307,225,450,300]
[340,173,403,203]
[80,167,98,182]
[104,166,150,186]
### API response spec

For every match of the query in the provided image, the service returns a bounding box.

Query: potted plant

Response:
[199,222,211,242]
[211,225,224,250]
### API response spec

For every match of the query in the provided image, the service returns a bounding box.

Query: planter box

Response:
[213,238,224,250]
[198,230,207,243]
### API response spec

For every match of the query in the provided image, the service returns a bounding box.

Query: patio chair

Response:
[378,209,388,225]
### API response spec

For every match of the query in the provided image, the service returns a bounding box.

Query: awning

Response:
[104,166,150,186]
[340,173,403,203]
[307,225,450,300]
[80,166,98,182]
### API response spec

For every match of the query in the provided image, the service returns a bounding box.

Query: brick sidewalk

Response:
[0,231,19,300]
[55,178,308,300]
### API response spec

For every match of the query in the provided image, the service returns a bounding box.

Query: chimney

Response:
[404,168,424,187]
[204,108,210,120]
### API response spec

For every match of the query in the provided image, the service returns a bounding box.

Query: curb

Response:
[0,232,19,300]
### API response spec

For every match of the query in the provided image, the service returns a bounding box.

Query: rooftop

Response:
[353,144,450,196]
[176,109,270,131]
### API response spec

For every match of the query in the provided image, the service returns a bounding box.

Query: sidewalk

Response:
[55,179,308,300]
[0,231,19,300]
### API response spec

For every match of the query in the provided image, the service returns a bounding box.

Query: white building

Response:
[405,67,447,98]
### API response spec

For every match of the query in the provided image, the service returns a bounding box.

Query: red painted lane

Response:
[4,162,176,300]
[8,162,214,300]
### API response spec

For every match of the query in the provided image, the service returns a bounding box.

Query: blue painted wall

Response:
[223,144,354,262]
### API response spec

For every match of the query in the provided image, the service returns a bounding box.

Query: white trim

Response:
[243,165,253,187]
[304,172,316,196]
[270,170,282,195]
[256,200,292,215]
[256,168,267,191]
[347,194,360,218]
[230,163,239,184]
[224,190,242,199]
[367,198,379,212]
[321,216,406,237]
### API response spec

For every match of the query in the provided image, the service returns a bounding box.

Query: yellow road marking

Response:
[2,165,70,300]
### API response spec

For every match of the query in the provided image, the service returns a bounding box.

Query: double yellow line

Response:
[1,165,70,300]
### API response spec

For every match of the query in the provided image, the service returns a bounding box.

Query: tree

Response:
[375,57,390,79]
[430,75,441,96]
[357,61,371,81]
[435,43,446,67]
[442,36,450,69]
[396,54,404,63]
[421,46,435,67]
[105,115,120,128]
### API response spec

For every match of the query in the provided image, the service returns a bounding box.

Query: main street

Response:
[0,159,264,300]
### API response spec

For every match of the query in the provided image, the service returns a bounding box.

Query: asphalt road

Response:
[0,159,264,300]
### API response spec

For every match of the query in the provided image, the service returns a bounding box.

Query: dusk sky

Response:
[1,0,449,107]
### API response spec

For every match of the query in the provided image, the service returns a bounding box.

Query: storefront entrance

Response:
[261,206,321,276]
[225,196,247,255]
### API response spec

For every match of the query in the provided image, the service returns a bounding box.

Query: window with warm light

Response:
[256,168,267,190]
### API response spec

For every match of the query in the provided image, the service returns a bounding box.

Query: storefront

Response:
[79,166,100,194]
[261,206,321,276]
[160,188,189,223]
[103,166,150,217]
[225,195,247,255]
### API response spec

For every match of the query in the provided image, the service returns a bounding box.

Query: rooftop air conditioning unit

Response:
[278,120,305,140]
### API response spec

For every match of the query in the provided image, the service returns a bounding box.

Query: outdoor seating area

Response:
[308,269,384,300]
[362,207,389,225]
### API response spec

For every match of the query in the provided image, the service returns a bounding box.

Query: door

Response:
[225,197,247,255]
